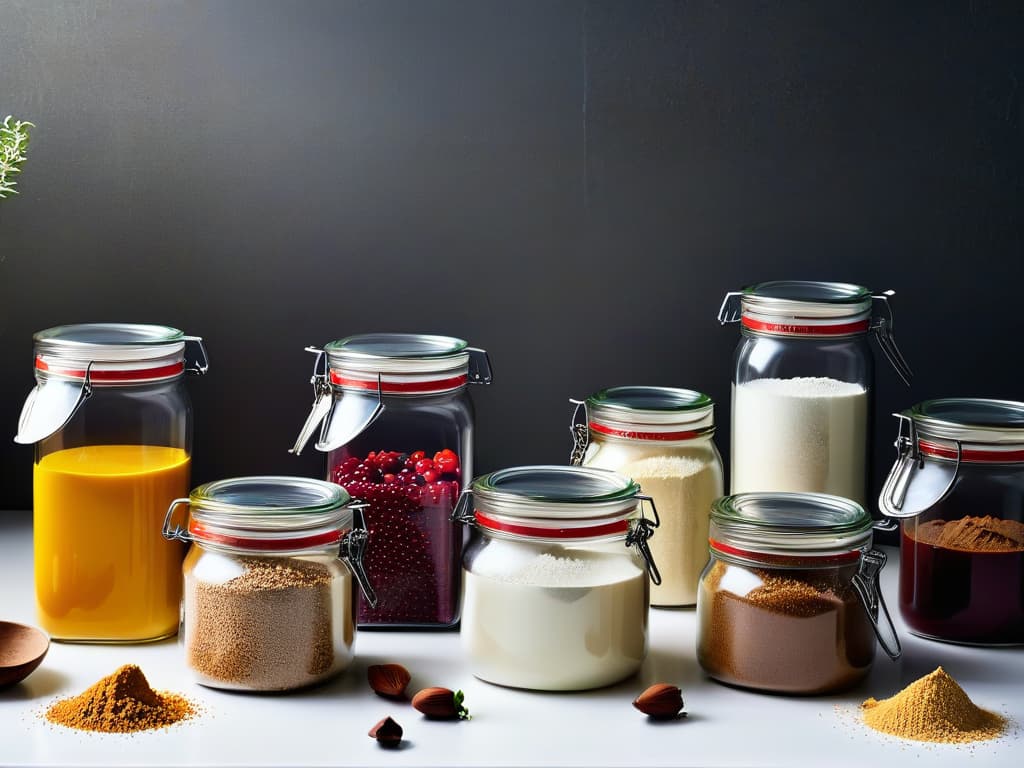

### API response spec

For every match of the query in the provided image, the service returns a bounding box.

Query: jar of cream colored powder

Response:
[454,465,660,691]
[572,386,723,606]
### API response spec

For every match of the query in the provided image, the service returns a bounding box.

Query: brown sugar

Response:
[862,666,1007,743]
[45,665,195,733]
[915,516,1024,552]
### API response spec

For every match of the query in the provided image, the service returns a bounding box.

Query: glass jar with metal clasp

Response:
[453,465,660,691]
[879,398,1024,645]
[718,281,912,507]
[163,476,377,691]
[291,333,492,628]
[15,323,209,643]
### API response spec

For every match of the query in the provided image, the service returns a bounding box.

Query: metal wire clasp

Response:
[568,398,589,466]
[852,548,902,660]
[626,494,662,586]
[162,498,192,543]
[717,291,743,324]
[182,336,210,376]
[340,507,378,608]
[871,292,912,385]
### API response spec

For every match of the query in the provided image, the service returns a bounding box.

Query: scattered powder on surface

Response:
[44,665,195,733]
[861,667,1007,743]
[915,516,1024,553]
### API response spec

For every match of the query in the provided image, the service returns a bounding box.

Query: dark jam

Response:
[900,516,1024,644]
[332,448,462,627]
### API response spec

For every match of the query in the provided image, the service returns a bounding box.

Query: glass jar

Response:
[14,323,208,642]
[291,333,492,628]
[162,476,376,691]
[696,492,900,694]
[718,281,911,506]
[454,465,660,691]
[571,386,723,606]
[879,398,1024,645]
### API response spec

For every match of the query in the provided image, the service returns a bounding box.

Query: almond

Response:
[368,716,403,747]
[411,687,470,720]
[633,683,684,720]
[368,664,411,699]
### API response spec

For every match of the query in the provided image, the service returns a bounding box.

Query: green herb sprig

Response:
[0,115,34,199]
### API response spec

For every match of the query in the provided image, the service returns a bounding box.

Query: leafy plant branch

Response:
[0,115,34,200]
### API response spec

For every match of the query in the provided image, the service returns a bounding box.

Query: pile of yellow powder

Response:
[862,666,1006,744]
[45,664,196,733]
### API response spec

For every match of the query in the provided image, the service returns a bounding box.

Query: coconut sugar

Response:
[862,667,1007,743]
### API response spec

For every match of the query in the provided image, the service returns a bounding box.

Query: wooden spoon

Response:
[0,621,49,688]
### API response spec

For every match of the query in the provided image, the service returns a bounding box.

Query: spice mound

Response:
[45,664,195,733]
[916,516,1024,552]
[862,667,1006,743]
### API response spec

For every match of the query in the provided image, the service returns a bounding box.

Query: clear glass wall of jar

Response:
[879,399,1024,645]
[572,386,723,606]
[15,323,208,642]
[291,333,492,628]
[696,492,900,694]
[163,476,376,691]
[454,465,659,691]
[718,281,911,507]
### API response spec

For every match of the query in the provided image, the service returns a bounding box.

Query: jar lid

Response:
[908,398,1024,446]
[325,333,469,376]
[586,386,714,439]
[736,281,873,337]
[472,465,641,518]
[710,492,873,560]
[172,476,357,551]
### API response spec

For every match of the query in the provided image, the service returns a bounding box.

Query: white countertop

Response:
[1,510,1020,767]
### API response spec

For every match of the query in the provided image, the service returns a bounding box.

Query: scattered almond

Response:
[368,716,403,747]
[411,687,470,720]
[633,683,684,720]
[368,664,412,700]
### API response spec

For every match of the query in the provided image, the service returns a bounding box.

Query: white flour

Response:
[731,377,868,505]
[462,548,648,690]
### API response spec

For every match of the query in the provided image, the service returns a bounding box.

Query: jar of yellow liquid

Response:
[15,324,209,642]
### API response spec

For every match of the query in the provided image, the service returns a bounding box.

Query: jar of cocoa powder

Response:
[453,466,660,691]
[162,476,376,691]
[879,398,1024,645]
[696,492,900,695]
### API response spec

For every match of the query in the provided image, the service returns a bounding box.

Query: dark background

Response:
[1,1,1022,513]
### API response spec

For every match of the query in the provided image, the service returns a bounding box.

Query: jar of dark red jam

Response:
[880,398,1024,645]
[291,334,492,628]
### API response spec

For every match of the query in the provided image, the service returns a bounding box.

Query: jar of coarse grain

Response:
[696,492,901,695]
[570,386,723,606]
[453,466,660,691]
[163,476,376,692]
[879,399,1024,645]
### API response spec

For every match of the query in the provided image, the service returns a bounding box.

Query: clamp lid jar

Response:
[290,332,492,629]
[696,492,900,695]
[718,281,911,507]
[454,465,659,691]
[570,387,723,607]
[163,476,376,691]
[16,323,209,643]
[880,398,1024,644]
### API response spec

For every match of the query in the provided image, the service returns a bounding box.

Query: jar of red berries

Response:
[291,333,492,628]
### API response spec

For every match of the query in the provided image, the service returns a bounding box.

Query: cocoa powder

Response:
[697,560,875,694]
[915,516,1024,553]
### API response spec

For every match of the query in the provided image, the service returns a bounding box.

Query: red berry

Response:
[422,469,438,483]
[410,450,426,461]
[383,473,396,484]
[415,458,434,475]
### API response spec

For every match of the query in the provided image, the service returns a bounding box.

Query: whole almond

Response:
[633,683,684,720]
[368,664,412,699]
[368,716,403,747]
[411,687,470,720]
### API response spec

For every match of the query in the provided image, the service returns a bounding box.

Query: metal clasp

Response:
[467,348,493,385]
[879,413,961,518]
[162,498,192,543]
[451,489,476,526]
[341,506,377,608]
[290,347,332,455]
[626,494,662,586]
[852,548,902,660]
[717,291,743,324]
[182,336,210,376]
[568,398,589,466]
[871,292,912,385]
[14,362,94,445]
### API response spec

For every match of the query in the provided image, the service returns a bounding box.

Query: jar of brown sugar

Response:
[162,476,376,691]
[879,398,1024,645]
[696,492,900,694]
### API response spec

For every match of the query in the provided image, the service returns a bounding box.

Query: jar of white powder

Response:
[718,281,912,506]
[570,386,723,607]
[453,465,659,691]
